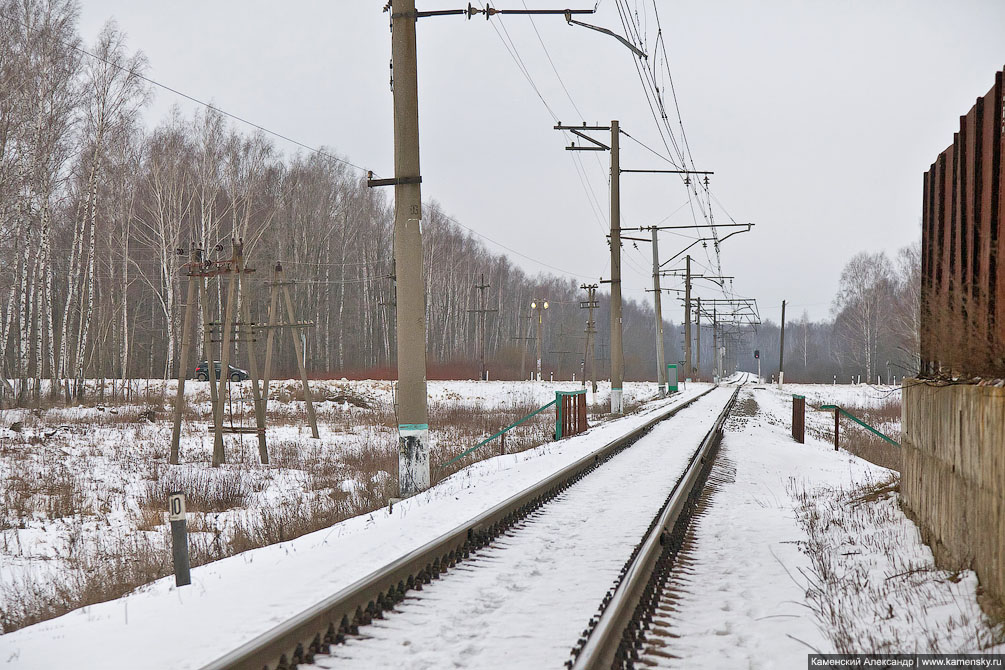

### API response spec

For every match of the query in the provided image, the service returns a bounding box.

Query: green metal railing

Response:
[440,398,558,468]
[819,404,900,447]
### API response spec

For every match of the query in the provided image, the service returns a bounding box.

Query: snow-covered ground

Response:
[649,385,1002,666]
[0,378,660,635]
[0,382,708,669]
[3,379,999,668]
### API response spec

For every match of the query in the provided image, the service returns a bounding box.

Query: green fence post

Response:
[555,391,562,440]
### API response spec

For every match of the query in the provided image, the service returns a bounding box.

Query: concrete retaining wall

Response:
[901,380,1005,610]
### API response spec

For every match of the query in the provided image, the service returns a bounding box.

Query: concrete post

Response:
[610,120,624,414]
[391,0,430,496]
[651,227,666,395]
[696,296,701,381]
[684,255,692,380]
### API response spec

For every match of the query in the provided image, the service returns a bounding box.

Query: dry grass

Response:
[0,382,656,634]
[808,397,902,471]
[140,468,250,514]
[0,460,86,530]
[790,475,1005,653]
[839,398,901,472]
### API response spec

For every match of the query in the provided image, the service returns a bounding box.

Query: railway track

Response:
[201,378,744,670]
[567,381,742,669]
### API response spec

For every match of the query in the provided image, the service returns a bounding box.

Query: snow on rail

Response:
[310,387,737,669]
[0,384,711,670]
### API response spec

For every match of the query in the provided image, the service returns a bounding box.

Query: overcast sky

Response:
[77,1,1005,323]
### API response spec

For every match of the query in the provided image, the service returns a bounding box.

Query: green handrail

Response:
[819,404,900,447]
[439,398,558,467]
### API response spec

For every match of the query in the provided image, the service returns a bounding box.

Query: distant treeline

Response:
[0,1,919,404]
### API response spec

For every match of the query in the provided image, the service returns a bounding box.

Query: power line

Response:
[0,10,372,177]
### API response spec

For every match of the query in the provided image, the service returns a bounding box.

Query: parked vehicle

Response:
[194,361,249,382]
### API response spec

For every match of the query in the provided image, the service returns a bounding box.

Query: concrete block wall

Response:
[901,380,1005,610]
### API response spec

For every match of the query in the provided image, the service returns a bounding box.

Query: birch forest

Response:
[0,0,922,406]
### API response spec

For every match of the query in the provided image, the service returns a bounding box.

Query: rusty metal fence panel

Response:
[555,390,588,440]
[921,67,1005,377]
[791,395,805,444]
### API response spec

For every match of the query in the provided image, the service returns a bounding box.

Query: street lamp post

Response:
[532,299,549,381]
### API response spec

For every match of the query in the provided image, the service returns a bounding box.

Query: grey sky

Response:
[77,1,1005,323]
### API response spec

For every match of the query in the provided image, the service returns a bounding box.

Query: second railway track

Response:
[203,379,744,670]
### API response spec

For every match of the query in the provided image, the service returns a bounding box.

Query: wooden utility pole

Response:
[468,274,497,381]
[235,251,269,464]
[203,240,269,465]
[650,228,667,395]
[580,283,599,394]
[256,262,318,439]
[778,299,787,389]
[280,279,319,438]
[684,255,692,380]
[171,249,199,465]
[390,0,429,496]
[211,245,239,467]
[199,276,219,414]
[261,263,281,415]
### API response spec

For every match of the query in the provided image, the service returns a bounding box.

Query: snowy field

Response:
[2,378,1000,668]
[0,378,660,634]
[0,383,709,669]
[649,385,1002,666]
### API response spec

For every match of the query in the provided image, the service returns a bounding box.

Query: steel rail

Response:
[569,382,742,669]
[201,386,720,670]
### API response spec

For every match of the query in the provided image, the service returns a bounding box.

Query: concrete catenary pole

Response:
[650,227,666,395]
[778,299,786,389]
[696,296,701,381]
[712,306,718,383]
[581,284,599,394]
[610,120,625,414]
[684,255,692,380]
[391,0,430,496]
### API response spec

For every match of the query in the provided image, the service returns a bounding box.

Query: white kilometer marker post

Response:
[168,491,191,587]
